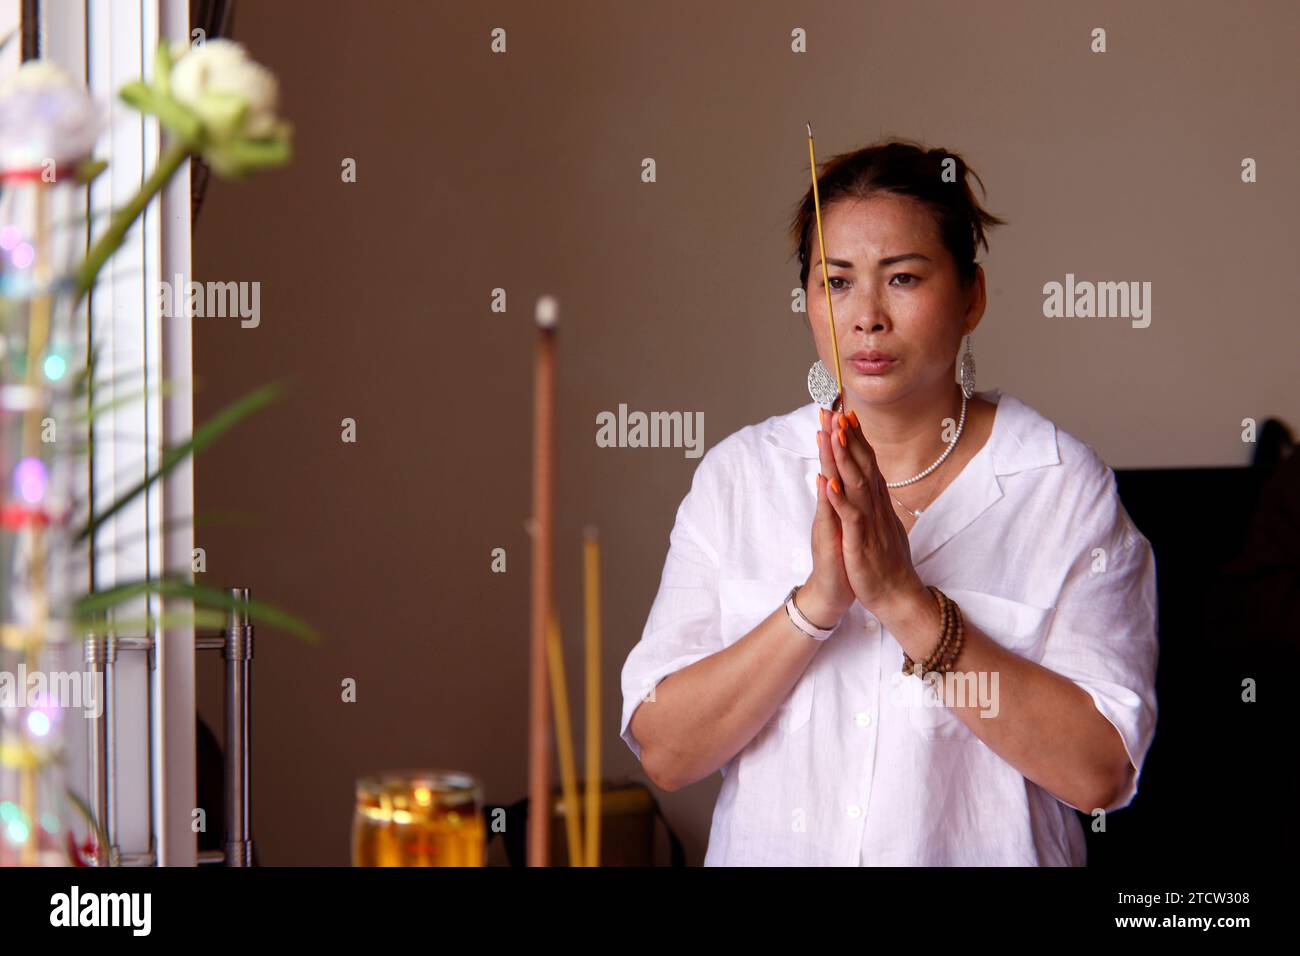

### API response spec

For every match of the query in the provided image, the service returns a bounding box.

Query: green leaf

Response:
[55,510,260,565]
[73,379,288,545]
[154,39,174,96]
[148,97,204,144]
[205,136,293,178]
[71,158,110,186]
[118,81,202,143]
[70,576,320,643]
[93,609,230,635]
[75,379,179,423]
[119,80,150,104]
[65,788,110,864]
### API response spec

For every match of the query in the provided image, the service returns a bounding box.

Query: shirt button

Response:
[846,804,863,819]
[854,711,872,727]
[863,617,879,634]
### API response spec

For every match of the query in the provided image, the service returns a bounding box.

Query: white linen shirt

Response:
[619,388,1158,866]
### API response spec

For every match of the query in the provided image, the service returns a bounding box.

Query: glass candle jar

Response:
[351,770,485,867]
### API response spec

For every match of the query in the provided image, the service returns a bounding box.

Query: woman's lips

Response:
[849,357,898,374]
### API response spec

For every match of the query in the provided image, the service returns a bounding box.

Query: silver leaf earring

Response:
[807,359,839,408]
[958,334,976,400]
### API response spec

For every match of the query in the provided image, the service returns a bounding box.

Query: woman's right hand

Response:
[798,407,856,630]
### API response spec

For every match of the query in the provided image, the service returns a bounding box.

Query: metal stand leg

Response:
[83,618,118,867]
[81,586,255,866]
[222,587,254,867]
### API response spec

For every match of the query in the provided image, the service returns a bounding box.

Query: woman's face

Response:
[805,192,984,407]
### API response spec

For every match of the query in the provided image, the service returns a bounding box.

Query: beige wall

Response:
[194,0,1300,864]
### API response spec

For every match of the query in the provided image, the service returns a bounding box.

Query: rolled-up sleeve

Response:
[1039,517,1159,814]
[619,454,726,764]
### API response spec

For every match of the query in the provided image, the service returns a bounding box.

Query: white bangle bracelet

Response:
[783,585,837,641]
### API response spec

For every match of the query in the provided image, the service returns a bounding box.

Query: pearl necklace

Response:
[886,389,968,518]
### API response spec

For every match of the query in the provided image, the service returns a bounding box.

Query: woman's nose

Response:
[854,314,889,333]
[847,289,888,332]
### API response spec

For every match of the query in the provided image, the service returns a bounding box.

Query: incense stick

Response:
[583,526,602,867]
[528,295,559,866]
[546,608,586,866]
[805,123,844,411]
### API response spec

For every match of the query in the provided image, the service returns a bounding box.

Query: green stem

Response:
[72,138,191,307]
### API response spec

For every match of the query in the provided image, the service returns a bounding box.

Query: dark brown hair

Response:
[789,137,1007,292]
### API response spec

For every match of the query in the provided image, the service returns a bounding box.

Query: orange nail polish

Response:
[819,408,828,429]
[816,430,823,447]
[830,477,842,495]
[847,410,859,429]
[837,428,847,448]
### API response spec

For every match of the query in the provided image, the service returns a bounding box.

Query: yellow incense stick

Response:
[806,122,843,410]
[583,527,602,867]
[545,608,585,866]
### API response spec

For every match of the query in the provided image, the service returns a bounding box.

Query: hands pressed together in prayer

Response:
[795,405,928,632]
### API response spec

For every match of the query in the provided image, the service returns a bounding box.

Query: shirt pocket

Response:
[901,588,1052,741]
[943,587,1052,660]
[902,674,972,740]
[718,577,815,734]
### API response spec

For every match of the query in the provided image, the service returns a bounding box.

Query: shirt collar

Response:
[761,387,1060,477]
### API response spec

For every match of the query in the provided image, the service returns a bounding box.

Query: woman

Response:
[619,139,1158,866]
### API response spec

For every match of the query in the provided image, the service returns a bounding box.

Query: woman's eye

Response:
[822,274,916,290]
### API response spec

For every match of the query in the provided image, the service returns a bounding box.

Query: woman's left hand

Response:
[821,408,925,616]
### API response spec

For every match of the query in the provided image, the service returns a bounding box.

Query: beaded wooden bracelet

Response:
[903,586,965,677]
[919,587,952,673]
[921,588,952,673]
[932,597,965,673]
[903,586,946,676]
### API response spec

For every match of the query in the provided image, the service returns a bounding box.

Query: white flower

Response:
[0,59,78,96]
[169,39,281,141]
[0,59,105,172]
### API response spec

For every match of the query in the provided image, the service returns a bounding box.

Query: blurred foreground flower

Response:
[0,59,106,178]
[75,38,293,299]
[120,38,292,177]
